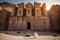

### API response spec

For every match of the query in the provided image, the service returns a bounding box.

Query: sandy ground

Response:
[0,31,60,40]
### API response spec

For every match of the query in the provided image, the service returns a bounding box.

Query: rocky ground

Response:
[0,31,60,40]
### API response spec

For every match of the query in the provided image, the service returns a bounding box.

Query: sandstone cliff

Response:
[48,5,60,31]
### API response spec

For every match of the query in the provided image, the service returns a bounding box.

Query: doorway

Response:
[27,22,31,30]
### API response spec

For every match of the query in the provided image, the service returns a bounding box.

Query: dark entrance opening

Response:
[27,22,31,30]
